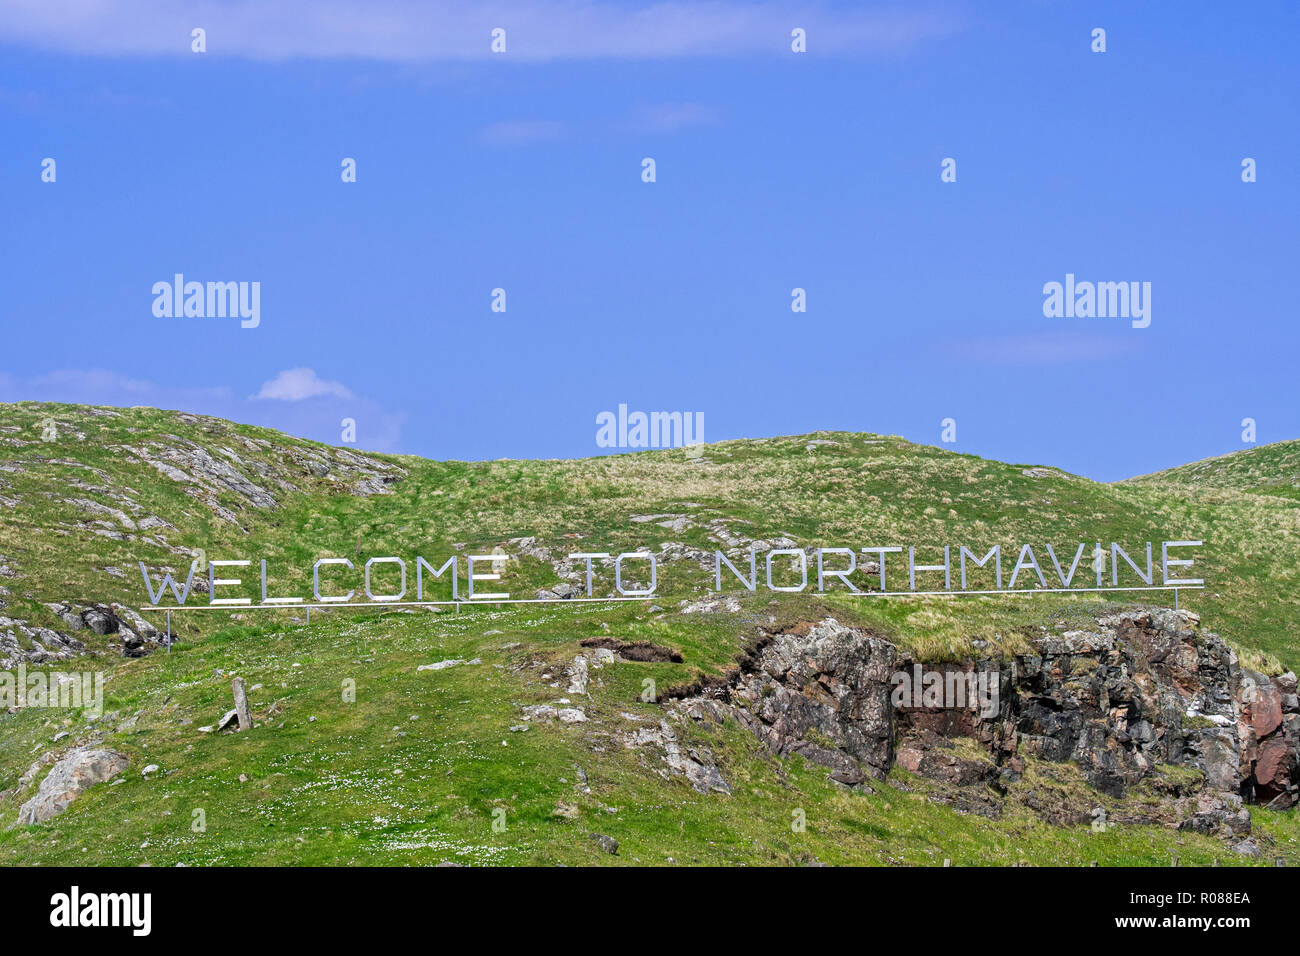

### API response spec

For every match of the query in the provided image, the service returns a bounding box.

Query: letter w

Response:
[139,561,198,605]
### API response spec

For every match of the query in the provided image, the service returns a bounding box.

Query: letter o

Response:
[365,557,407,602]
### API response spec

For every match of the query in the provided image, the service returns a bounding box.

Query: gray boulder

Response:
[15,748,129,825]
[589,833,619,855]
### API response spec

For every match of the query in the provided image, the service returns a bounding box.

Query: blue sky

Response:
[1,1,1296,481]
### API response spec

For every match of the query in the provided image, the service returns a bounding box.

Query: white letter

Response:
[313,558,355,603]
[208,560,251,606]
[1161,540,1203,586]
[468,554,509,600]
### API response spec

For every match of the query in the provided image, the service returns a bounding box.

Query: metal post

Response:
[166,610,172,652]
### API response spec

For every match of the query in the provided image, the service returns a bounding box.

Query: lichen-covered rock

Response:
[620,713,731,794]
[686,617,896,784]
[15,748,129,825]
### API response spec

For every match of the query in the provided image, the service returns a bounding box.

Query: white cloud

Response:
[950,330,1142,365]
[0,368,403,453]
[252,367,354,401]
[0,1,963,61]
[625,101,720,133]
[480,119,564,146]
[0,369,232,405]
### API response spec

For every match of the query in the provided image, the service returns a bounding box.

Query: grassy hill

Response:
[1129,439,1300,503]
[0,402,1297,865]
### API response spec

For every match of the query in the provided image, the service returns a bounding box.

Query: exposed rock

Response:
[520,704,588,724]
[44,603,84,631]
[0,752,59,803]
[617,715,731,794]
[67,497,136,531]
[82,607,116,635]
[0,613,83,667]
[38,602,161,659]
[580,636,682,663]
[666,609,1300,838]
[231,677,252,732]
[15,749,129,825]
[417,658,480,672]
[566,656,589,695]
[1178,789,1252,837]
[589,833,619,855]
[682,618,895,783]
[680,596,741,615]
[536,582,584,600]
[117,436,406,523]
[1231,838,1263,858]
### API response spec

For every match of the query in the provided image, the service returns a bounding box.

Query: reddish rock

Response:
[896,746,923,774]
[1254,738,1295,803]
[1248,678,1283,737]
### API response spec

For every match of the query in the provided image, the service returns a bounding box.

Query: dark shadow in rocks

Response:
[579,636,683,663]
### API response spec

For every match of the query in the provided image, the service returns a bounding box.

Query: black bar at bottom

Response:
[0,863,1284,941]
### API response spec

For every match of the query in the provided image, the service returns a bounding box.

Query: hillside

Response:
[0,402,1297,866]
[1,402,1297,665]
[1129,439,1300,503]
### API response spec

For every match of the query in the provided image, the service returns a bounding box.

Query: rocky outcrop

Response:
[619,713,731,794]
[579,636,682,663]
[0,600,167,667]
[43,602,162,658]
[674,619,896,786]
[670,609,1299,836]
[536,582,585,601]
[14,748,129,825]
[118,433,405,524]
[997,609,1298,810]
[0,614,84,667]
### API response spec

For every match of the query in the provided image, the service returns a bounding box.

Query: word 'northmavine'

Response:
[138,540,1202,606]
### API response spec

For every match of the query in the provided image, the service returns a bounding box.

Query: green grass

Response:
[2,602,1296,867]
[0,402,1297,865]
